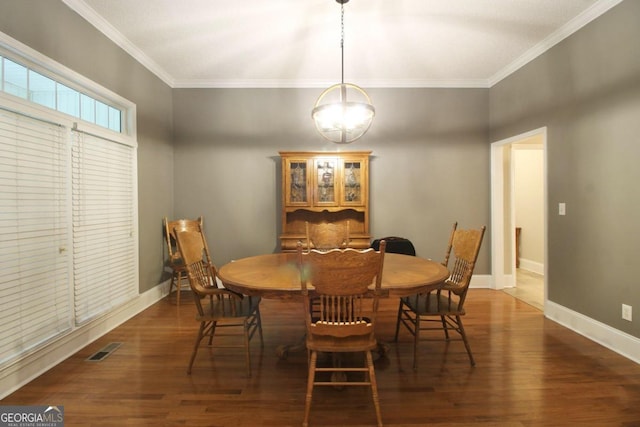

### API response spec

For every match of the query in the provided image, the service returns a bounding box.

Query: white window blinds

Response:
[72,130,137,325]
[0,108,72,365]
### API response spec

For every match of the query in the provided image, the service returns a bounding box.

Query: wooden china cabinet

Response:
[279,151,371,252]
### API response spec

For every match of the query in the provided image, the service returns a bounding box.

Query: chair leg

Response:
[244,319,252,378]
[303,351,317,427]
[456,315,475,366]
[393,300,403,342]
[175,271,184,306]
[366,350,383,427]
[187,321,207,374]
[169,271,176,295]
[256,306,264,347]
[208,321,216,345]
[441,315,449,339]
[413,315,420,371]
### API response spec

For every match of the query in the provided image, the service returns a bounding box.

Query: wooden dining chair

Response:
[304,221,352,321]
[304,220,350,251]
[163,216,203,306]
[175,225,263,377]
[297,240,386,427]
[394,224,485,369]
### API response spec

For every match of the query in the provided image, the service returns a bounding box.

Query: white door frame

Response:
[490,127,548,307]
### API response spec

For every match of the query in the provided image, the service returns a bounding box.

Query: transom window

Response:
[1,55,122,133]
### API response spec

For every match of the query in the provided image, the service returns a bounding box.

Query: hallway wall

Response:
[490,0,640,338]
[513,141,544,273]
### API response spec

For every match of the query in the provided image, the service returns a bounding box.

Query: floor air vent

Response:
[86,342,122,362]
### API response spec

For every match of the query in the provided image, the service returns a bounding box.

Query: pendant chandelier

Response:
[312,0,375,144]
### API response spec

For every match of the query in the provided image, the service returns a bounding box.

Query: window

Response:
[72,130,137,325]
[0,109,72,365]
[1,56,123,133]
[0,35,138,368]
[3,58,28,98]
[28,69,56,109]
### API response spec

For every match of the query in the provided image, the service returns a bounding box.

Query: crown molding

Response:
[488,0,624,87]
[61,0,175,87]
[171,78,491,89]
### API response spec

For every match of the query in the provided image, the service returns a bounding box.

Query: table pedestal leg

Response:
[276,334,306,360]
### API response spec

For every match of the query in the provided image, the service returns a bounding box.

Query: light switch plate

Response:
[558,202,566,215]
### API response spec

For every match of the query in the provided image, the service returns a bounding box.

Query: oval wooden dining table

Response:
[218,252,450,299]
[218,251,450,359]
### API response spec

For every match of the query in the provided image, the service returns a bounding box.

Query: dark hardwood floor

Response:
[2,289,639,426]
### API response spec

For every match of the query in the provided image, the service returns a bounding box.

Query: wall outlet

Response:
[622,304,632,322]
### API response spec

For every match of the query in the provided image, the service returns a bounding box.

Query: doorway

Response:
[490,128,547,311]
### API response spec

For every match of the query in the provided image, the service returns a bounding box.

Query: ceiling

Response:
[63,0,621,89]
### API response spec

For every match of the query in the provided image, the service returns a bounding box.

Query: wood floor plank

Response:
[2,290,639,426]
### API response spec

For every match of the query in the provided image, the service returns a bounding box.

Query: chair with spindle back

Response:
[175,225,263,377]
[163,216,203,305]
[297,240,386,427]
[394,224,485,369]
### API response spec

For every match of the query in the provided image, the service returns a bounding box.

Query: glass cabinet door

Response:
[280,150,371,252]
[341,159,365,206]
[285,159,311,206]
[314,158,339,206]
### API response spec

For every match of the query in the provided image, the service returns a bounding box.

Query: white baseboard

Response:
[0,282,169,400]
[518,258,544,275]
[545,300,640,364]
[472,275,639,365]
[469,274,493,288]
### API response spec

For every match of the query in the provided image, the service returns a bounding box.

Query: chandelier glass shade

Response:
[312,83,375,144]
[312,0,375,144]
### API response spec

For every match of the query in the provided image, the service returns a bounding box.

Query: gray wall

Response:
[172,87,491,271]
[490,0,640,337]
[0,0,175,293]
[3,0,638,341]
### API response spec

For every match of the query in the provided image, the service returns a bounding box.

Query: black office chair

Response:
[371,236,415,256]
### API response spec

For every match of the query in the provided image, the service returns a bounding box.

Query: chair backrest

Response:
[173,226,218,291]
[305,221,350,251]
[442,221,458,267]
[445,225,485,306]
[297,241,386,339]
[164,216,203,262]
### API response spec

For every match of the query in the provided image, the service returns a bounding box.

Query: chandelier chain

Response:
[341,2,344,84]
